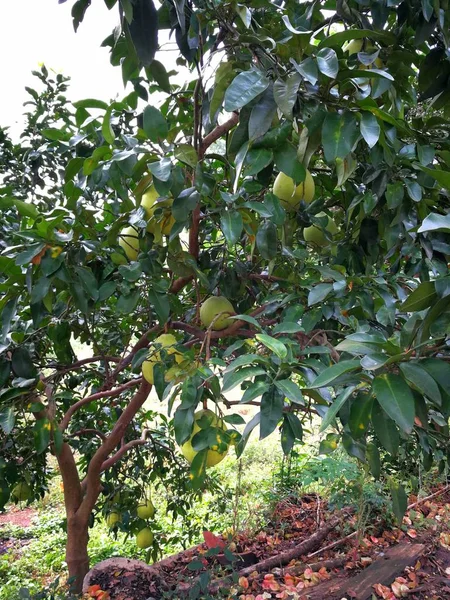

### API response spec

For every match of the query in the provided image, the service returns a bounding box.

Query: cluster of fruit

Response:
[106,495,156,549]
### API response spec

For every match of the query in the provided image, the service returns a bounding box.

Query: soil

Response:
[0,506,37,556]
[85,488,450,600]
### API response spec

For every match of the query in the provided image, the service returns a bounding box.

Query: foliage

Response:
[1,0,450,586]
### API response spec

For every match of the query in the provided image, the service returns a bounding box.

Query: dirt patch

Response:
[0,507,37,528]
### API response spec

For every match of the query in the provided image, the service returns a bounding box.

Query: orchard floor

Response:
[84,489,450,600]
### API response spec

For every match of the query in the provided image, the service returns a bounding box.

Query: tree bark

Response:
[66,513,90,593]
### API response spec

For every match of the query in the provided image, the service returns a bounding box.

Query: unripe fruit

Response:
[11,482,31,502]
[273,170,315,212]
[136,527,154,548]
[181,409,228,467]
[118,225,139,261]
[142,333,183,385]
[106,511,121,528]
[137,498,155,519]
[344,39,363,56]
[200,296,235,331]
[141,185,175,237]
[303,212,338,248]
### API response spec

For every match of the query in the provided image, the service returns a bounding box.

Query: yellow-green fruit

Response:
[118,225,139,261]
[142,333,183,385]
[136,527,154,548]
[106,511,121,528]
[141,185,175,236]
[345,39,363,56]
[273,171,315,211]
[303,212,338,248]
[11,482,31,502]
[181,409,228,467]
[200,296,235,331]
[137,498,155,519]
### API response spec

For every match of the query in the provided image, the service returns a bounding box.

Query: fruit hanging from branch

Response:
[200,296,235,330]
[273,170,315,211]
[118,225,139,261]
[141,334,184,385]
[180,409,229,467]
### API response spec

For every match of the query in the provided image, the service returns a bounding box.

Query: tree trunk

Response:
[66,514,90,593]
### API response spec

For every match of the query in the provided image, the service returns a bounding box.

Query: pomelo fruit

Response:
[118,225,139,261]
[200,296,235,331]
[142,333,183,385]
[137,498,155,519]
[136,527,154,548]
[180,409,228,467]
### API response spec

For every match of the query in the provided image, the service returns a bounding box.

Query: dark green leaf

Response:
[373,374,415,434]
[275,379,304,405]
[322,112,359,163]
[400,362,441,406]
[418,213,450,233]
[308,283,333,306]
[222,366,267,393]
[256,221,277,260]
[349,393,373,439]
[316,48,339,79]
[148,289,170,324]
[224,70,270,112]
[320,386,356,433]
[260,387,284,439]
[255,334,287,359]
[400,281,436,312]
[309,360,361,389]
[367,442,381,479]
[372,401,399,456]
[245,148,273,175]
[127,0,158,66]
[220,210,243,245]
[360,112,380,148]
[273,73,301,118]
[274,144,306,183]
[0,407,15,435]
[143,106,168,142]
[390,480,407,526]
[11,348,36,379]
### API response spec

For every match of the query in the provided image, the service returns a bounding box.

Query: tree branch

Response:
[199,112,239,155]
[110,325,160,381]
[60,378,142,432]
[56,442,83,518]
[77,379,152,522]
[44,356,120,381]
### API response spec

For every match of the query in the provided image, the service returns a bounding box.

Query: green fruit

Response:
[106,511,121,528]
[137,498,155,519]
[141,185,175,237]
[200,296,235,331]
[303,212,338,248]
[345,39,363,56]
[136,527,154,548]
[142,333,183,385]
[11,482,31,502]
[118,225,139,261]
[273,170,315,212]
[180,409,228,467]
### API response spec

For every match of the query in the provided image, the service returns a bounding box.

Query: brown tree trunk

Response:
[66,513,90,593]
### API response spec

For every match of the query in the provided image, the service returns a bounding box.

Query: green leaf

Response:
[245,148,273,175]
[1,297,18,343]
[405,180,422,202]
[224,70,270,112]
[390,480,408,526]
[102,109,115,144]
[174,407,195,445]
[41,128,71,142]
[222,366,267,393]
[126,0,158,66]
[148,289,170,325]
[220,210,243,245]
[147,59,171,93]
[34,418,51,454]
[248,88,278,140]
[274,144,306,183]
[367,442,381,479]
[291,57,318,85]
[400,281,436,312]
[317,28,396,49]
[308,283,333,306]
[319,386,356,433]
[416,166,450,190]
[309,360,362,389]
[13,199,40,220]
[272,322,304,334]
[372,401,399,455]
[0,359,11,387]
[400,362,441,406]
[349,393,373,439]
[373,374,415,434]
[30,277,51,305]
[255,334,287,359]
[360,112,380,148]
[241,380,268,403]
[386,182,404,209]
[316,48,339,79]
[273,73,301,118]
[143,106,168,142]
[11,348,37,379]
[322,112,359,163]
[0,407,15,435]
[73,98,109,110]
[274,379,304,405]
[174,144,197,168]
[256,221,277,260]
[260,387,284,439]
[420,359,450,397]
[418,212,450,233]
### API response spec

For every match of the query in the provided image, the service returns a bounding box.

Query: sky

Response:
[1,1,142,136]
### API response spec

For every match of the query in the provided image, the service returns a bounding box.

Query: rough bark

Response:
[66,514,90,593]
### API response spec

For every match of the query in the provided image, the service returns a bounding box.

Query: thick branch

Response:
[77,379,151,522]
[99,429,150,472]
[44,355,120,381]
[199,112,239,156]
[68,428,107,442]
[56,442,83,517]
[60,378,142,432]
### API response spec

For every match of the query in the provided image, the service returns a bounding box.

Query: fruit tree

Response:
[1,0,450,592]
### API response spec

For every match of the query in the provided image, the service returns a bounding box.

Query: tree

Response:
[1,0,450,592]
